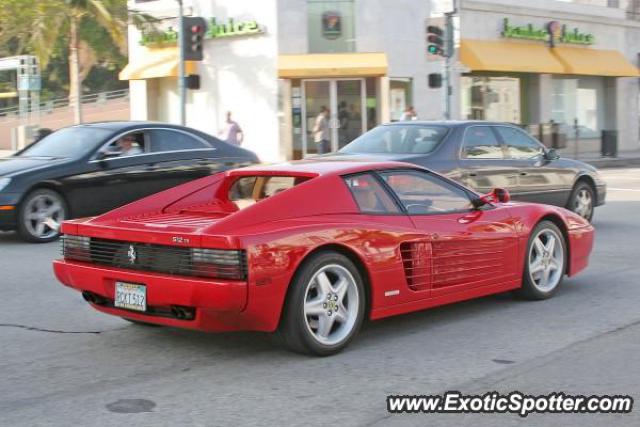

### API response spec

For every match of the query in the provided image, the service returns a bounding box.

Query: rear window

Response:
[340,125,448,154]
[228,175,310,210]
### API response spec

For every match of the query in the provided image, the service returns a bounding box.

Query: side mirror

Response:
[545,148,560,160]
[493,187,511,203]
[471,187,511,209]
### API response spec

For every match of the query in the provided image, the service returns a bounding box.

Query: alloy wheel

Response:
[22,193,65,240]
[303,264,360,346]
[573,188,593,219]
[528,228,564,292]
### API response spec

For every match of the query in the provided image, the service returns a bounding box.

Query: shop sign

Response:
[322,11,342,40]
[501,18,594,46]
[139,17,264,46]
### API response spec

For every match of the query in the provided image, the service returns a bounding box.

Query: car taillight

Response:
[61,235,91,261]
[190,248,246,280]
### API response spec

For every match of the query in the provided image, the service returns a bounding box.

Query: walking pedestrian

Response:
[312,106,330,154]
[400,106,417,121]
[218,111,244,145]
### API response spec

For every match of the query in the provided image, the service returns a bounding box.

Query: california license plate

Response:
[114,282,147,312]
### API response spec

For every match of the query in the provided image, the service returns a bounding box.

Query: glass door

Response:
[336,79,365,150]
[303,80,331,157]
[302,78,366,157]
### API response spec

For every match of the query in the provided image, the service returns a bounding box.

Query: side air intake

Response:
[399,241,431,291]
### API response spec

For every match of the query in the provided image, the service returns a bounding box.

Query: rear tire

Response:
[17,188,67,243]
[277,251,366,356]
[568,181,595,222]
[516,221,567,300]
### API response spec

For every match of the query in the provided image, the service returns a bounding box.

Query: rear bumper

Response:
[567,225,594,277]
[53,259,252,332]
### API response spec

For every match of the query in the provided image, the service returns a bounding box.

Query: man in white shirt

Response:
[313,106,330,154]
[219,111,244,146]
[117,135,143,156]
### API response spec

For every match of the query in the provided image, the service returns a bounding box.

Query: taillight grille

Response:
[61,235,247,280]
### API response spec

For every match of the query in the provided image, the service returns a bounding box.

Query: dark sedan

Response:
[0,121,259,242]
[335,121,605,221]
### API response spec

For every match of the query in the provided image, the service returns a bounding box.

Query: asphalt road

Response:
[1,168,639,427]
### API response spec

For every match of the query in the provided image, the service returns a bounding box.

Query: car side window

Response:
[461,126,504,159]
[495,126,545,160]
[147,129,212,153]
[380,170,472,215]
[98,132,146,158]
[343,174,401,214]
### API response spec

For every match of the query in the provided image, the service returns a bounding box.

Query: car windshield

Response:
[340,125,448,155]
[17,127,112,158]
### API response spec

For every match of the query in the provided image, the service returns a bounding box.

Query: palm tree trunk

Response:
[69,16,82,124]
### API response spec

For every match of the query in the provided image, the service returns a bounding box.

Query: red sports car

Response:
[54,160,594,355]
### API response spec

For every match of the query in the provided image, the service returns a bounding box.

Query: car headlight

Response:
[0,178,10,192]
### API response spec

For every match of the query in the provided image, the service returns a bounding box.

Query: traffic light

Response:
[427,25,445,57]
[181,17,207,61]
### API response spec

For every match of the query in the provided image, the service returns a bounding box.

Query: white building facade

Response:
[122,0,640,161]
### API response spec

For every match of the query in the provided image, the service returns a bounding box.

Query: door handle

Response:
[468,172,477,177]
[519,172,528,176]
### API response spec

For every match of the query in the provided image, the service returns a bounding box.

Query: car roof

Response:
[69,121,194,131]
[381,120,518,128]
[233,158,421,177]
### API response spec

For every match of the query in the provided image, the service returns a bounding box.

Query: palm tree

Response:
[0,0,129,123]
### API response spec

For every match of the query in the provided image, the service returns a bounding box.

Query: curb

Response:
[584,157,640,169]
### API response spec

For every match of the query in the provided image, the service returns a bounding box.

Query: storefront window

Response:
[461,76,521,123]
[308,0,356,53]
[551,77,603,139]
[390,78,413,121]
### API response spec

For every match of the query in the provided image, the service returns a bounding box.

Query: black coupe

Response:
[0,122,258,242]
[336,121,606,221]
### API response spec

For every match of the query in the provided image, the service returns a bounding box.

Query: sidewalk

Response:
[566,149,640,169]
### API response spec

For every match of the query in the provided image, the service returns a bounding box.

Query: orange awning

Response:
[278,53,388,78]
[119,47,196,80]
[552,46,640,77]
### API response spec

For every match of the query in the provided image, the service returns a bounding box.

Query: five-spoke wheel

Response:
[279,251,365,356]
[518,221,566,300]
[569,182,594,222]
[17,189,67,242]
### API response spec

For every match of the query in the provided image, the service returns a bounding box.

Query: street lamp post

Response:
[177,0,186,126]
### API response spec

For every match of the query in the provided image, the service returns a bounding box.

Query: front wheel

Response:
[568,182,595,222]
[277,252,366,356]
[17,188,67,243]
[516,221,567,300]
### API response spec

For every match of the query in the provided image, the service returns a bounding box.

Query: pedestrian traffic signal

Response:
[427,25,445,57]
[428,73,443,88]
[181,17,207,61]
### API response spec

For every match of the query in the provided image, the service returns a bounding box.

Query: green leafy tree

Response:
[0,0,138,122]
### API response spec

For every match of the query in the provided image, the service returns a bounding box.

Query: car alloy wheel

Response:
[18,189,66,242]
[573,187,593,220]
[303,264,360,347]
[278,251,366,356]
[528,228,564,293]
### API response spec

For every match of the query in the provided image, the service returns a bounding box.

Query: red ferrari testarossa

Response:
[54,160,594,355]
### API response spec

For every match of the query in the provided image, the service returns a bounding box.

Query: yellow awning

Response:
[551,46,640,77]
[119,47,196,80]
[460,39,566,74]
[278,53,388,78]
